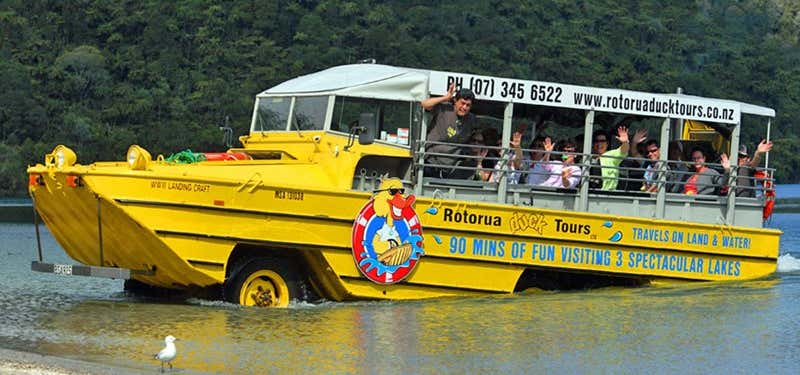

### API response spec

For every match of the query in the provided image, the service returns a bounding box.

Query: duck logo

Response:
[351,178,425,284]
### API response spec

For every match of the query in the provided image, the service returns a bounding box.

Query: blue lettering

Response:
[472,238,504,258]
[686,232,708,245]
[472,238,484,256]
[721,236,751,249]
[540,244,555,261]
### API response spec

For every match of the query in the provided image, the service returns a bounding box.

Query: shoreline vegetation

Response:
[2,1,800,199]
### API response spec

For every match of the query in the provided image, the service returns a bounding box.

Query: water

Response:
[0,220,799,374]
[777,184,800,198]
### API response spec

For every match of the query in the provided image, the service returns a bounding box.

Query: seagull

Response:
[155,335,177,372]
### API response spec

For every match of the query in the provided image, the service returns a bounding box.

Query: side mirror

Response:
[358,113,376,145]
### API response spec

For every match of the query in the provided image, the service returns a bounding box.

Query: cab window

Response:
[332,96,417,145]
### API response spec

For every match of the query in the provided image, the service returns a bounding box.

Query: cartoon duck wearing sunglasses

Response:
[370,178,417,265]
[352,176,425,283]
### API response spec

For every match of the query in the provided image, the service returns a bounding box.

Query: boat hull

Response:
[28,163,780,301]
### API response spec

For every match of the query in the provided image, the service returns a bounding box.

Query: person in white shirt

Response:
[540,139,581,189]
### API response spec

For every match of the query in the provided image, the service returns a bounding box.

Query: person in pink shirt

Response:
[539,139,581,189]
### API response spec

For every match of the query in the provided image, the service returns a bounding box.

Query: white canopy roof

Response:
[259,64,775,122]
[262,64,430,102]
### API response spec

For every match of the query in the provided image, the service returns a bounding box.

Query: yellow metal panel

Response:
[318,249,525,297]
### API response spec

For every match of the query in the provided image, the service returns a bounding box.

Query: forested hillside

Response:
[2,0,800,197]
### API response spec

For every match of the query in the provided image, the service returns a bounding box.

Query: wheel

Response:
[224,257,303,307]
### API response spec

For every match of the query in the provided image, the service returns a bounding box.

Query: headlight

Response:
[127,145,152,170]
[46,145,76,169]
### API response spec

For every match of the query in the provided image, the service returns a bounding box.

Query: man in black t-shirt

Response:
[422,83,478,178]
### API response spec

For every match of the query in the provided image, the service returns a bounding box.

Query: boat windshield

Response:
[253,95,328,132]
[254,96,291,131]
[292,96,328,131]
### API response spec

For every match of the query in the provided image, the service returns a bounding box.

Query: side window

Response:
[332,97,374,134]
[292,96,328,131]
[332,97,415,145]
[253,97,290,131]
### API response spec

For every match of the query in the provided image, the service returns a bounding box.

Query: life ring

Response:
[754,170,775,220]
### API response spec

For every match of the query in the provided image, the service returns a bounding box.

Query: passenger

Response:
[459,130,489,180]
[540,139,581,189]
[587,131,607,189]
[588,126,644,190]
[684,147,721,195]
[422,83,477,178]
[487,130,524,184]
[719,140,774,197]
[524,136,552,185]
[480,127,502,171]
[666,141,689,193]
[619,140,647,191]
[640,140,663,192]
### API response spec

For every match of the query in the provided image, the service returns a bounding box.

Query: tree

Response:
[52,45,111,103]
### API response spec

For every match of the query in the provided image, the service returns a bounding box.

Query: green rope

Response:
[165,149,206,164]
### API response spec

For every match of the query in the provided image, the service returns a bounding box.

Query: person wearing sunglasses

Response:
[422,83,478,178]
[641,140,692,193]
[641,140,663,192]
[587,126,646,190]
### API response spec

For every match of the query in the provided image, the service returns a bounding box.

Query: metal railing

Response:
[415,140,775,202]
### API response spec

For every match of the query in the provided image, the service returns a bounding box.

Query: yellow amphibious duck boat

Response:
[28,64,781,307]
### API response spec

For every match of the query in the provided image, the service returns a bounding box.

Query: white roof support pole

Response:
[323,95,336,131]
[672,87,684,141]
[414,106,431,197]
[497,102,514,203]
[578,110,595,212]
[726,120,742,225]
[287,97,297,132]
[249,98,260,133]
[765,118,771,169]
[656,118,670,218]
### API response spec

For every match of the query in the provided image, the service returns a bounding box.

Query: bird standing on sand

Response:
[155,335,177,372]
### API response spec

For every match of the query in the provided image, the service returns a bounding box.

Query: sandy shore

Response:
[0,348,144,375]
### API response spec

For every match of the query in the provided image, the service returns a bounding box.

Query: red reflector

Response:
[213,200,224,206]
[66,175,82,188]
[28,174,43,186]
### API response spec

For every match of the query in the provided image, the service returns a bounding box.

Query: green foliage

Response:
[2,0,800,197]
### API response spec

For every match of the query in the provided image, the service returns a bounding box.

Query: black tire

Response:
[223,257,307,307]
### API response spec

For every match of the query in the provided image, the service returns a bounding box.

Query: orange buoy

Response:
[755,170,775,219]
[203,152,252,161]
